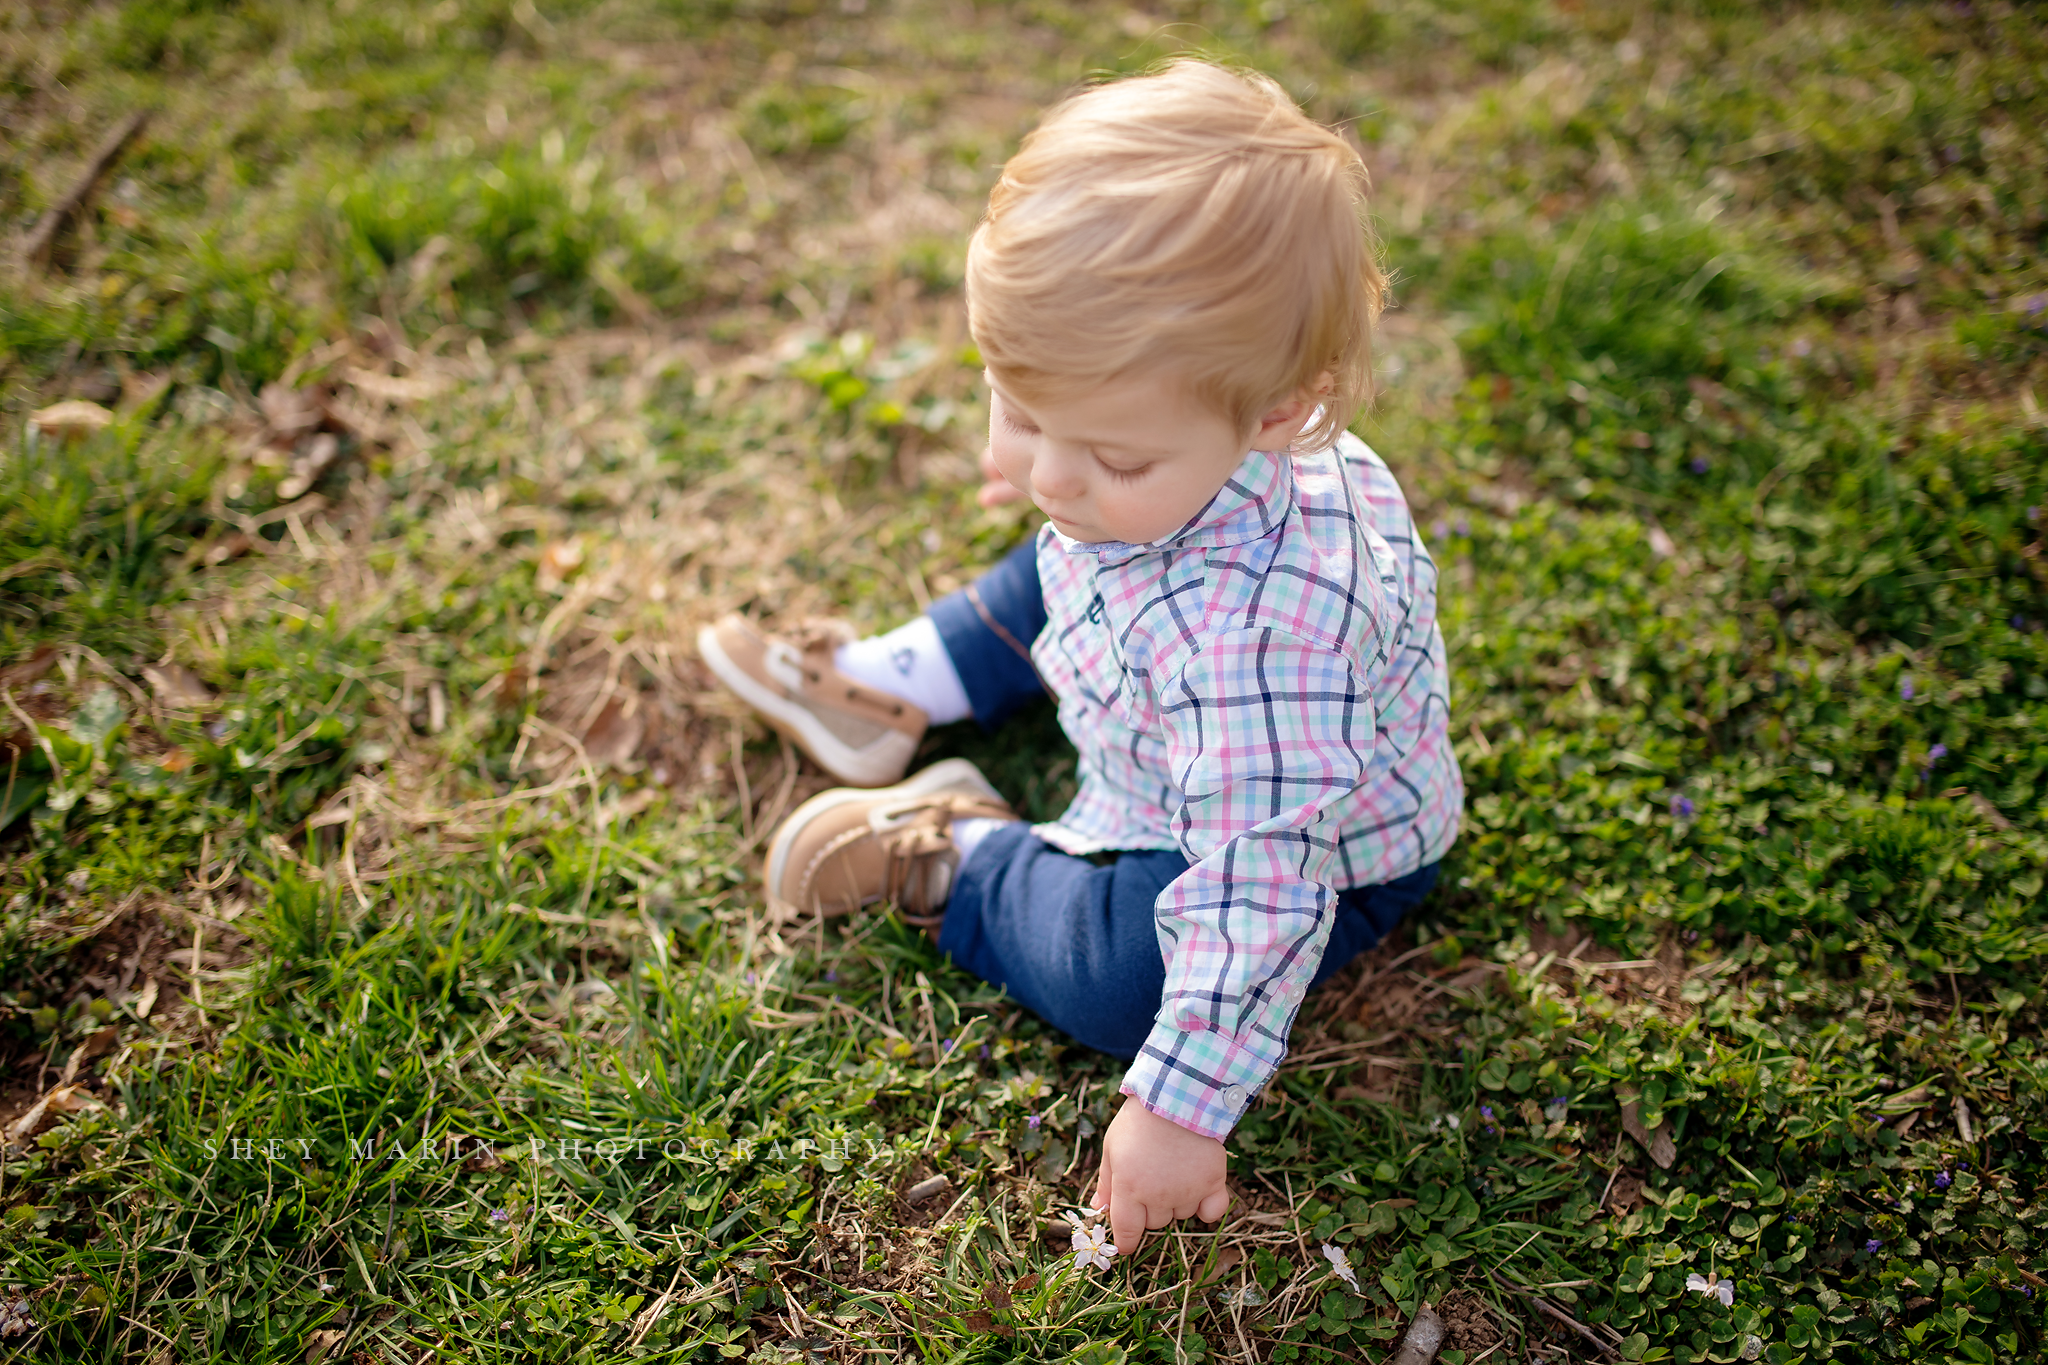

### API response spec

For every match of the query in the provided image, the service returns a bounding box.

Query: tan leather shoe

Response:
[697,614,928,787]
[764,758,1015,922]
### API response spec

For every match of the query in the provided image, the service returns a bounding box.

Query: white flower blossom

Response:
[1321,1243,1360,1291]
[1686,1272,1735,1307]
[1070,1220,1118,1272]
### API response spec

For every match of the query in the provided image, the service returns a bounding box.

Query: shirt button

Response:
[1222,1084,1248,1108]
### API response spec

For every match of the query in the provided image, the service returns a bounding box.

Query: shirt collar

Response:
[1056,446,1294,567]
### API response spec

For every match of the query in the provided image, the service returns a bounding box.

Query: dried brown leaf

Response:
[258,382,325,439]
[345,366,447,405]
[4,1083,105,1143]
[581,696,645,770]
[31,400,113,442]
[538,538,586,591]
[303,1328,345,1363]
[278,432,342,500]
[1619,1099,1677,1169]
[476,665,531,712]
[60,1029,119,1085]
[143,663,214,710]
[0,646,59,691]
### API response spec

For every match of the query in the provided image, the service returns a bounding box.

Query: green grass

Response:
[2,1,2046,1362]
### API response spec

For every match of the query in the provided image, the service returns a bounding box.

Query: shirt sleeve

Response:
[1119,626,1374,1140]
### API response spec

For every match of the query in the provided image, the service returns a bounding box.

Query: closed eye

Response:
[1000,411,1039,436]
[1102,461,1150,483]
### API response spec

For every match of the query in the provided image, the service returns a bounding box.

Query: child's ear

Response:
[1250,379,1328,449]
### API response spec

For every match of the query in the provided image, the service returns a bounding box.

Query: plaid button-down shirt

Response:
[1031,431,1462,1140]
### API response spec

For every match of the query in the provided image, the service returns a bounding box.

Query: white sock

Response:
[949,816,1015,863]
[833,616,972,724]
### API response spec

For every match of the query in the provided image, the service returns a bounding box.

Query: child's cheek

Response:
[989,429,1033,495]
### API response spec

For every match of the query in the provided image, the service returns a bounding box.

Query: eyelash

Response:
[1001,412,1148,481]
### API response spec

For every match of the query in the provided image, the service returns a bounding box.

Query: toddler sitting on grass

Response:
[699,59,1462,1260]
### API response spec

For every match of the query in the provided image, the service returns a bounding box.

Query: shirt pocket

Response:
[1050,592,1133,714]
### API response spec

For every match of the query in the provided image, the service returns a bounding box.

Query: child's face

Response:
[986,370,1285,547]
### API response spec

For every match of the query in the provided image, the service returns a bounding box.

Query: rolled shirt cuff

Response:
[1118,1016,1288,1141]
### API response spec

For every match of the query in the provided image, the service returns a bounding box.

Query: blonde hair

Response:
[966,59,1384,452]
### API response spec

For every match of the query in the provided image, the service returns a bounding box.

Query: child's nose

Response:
[1032,444,1089,499]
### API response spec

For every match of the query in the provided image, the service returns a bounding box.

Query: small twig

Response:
[730,719,754,844]
[20,109,150,267]
[1326,942,1437,1019]
[1487,1269,1619,1360]
[734,737,798,857]
[119,1316,178,1352]
[627,1262,686,1347]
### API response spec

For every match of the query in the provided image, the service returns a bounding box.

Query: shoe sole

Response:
[697,623,918,788]
[763,757,1006,914]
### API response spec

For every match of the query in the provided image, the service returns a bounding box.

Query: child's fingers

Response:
[1101,1162,1146,1257]
[1109,1194,1147,1260]
[1095,1149,1122,1245]
[1196,1187,1231,1224]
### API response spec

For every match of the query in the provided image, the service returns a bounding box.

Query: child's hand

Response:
[1097,1095,1230,1258]
[977,443,1028,508]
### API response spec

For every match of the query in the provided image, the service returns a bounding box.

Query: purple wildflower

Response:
[824,970,838,983]
[1026,1113,1042,1130]
[746,971,756,985]
[1455,516,1471,537]
[1935,1170,1952,1189]
[942,1037,956,1053]
[1480,1105,1495,1120]
[1865,1238,1883,1254]
[1433,519,1450,540]
[1900,676,1915,700]
[490,1208,510,1223]
[1928,743,1948,763]
[1690,456,1710,474]
[1791,338,1813,357]
[978,1044,990,1060]
[1671,795,1696,819]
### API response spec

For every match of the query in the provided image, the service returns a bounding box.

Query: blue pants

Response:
[925,539,1439,1058]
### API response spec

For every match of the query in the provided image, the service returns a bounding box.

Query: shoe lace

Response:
[875,808,960,918]
[863,794,1011,917]
[786,619,854,656]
